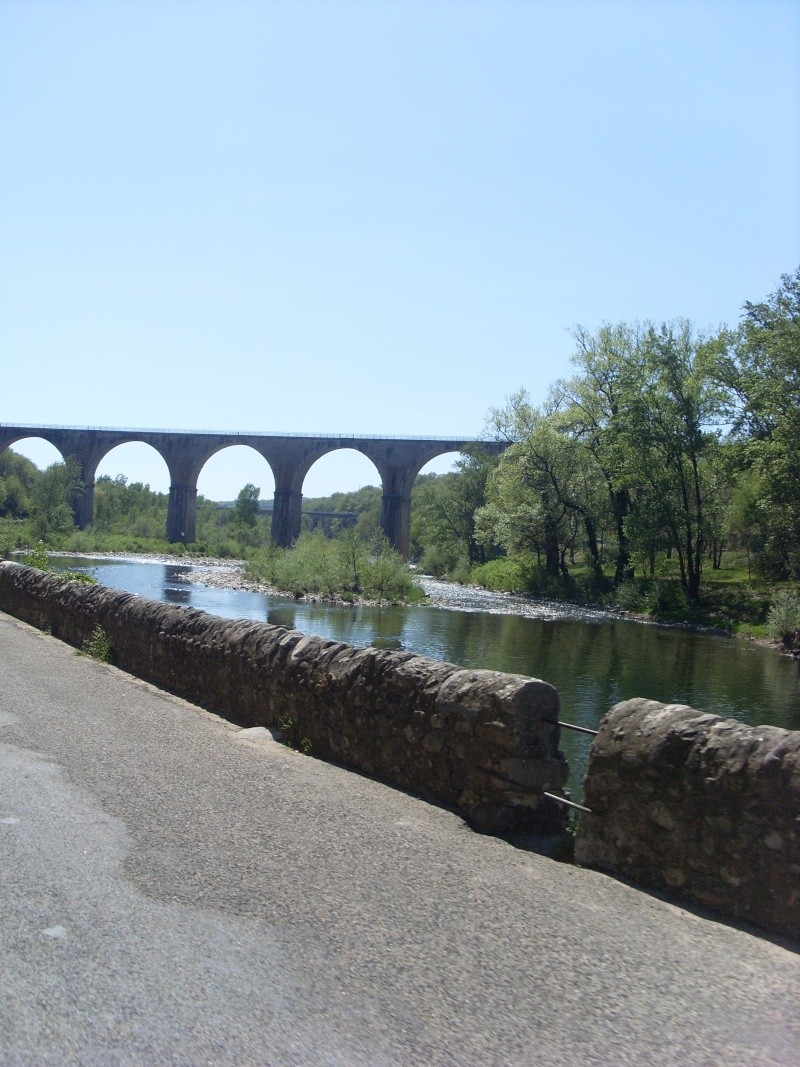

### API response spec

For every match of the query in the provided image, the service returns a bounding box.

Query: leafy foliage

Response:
[26,541,51,570]
[233,483,261,528]
[82,625,114,663]
[245,530,421,602]
[713,268,800,577]
[0,449,37,518]
[93,475,168,539]
[30,457,84,540]
[766,589,800,647]
[411,449,498,574]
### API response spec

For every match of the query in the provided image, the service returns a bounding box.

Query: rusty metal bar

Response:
[542,791,593,814]
[541,718,598,737]
[479,766,537,791]
[475,772,597,810]
[478,766,594,815]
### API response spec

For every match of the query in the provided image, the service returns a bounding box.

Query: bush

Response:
[471,556,533,593]
[766,589,800,647]
[60,570,98,585]
[470,556,580,600]
[26,542,51,571]
[418,544,455,578]
[641,579,687,617]
[448,558,473,586]
[247,531,421,602]
[64,530,95,554]
[362,538,420,601]
[82,625,114,663]
[613,580,646,612]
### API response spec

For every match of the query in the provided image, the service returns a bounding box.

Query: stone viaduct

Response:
[0,424,504,555]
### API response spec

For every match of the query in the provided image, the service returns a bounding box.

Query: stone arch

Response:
[301,447,381,496]
[0,436,66,523]
[196,444,278,504]
[89,443,172,536]
[94,441,171,493]
[299,448,383,539]
[0,435,66,470]
[415,449,465,482]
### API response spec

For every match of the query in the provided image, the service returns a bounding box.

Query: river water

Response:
[53,555,800,795]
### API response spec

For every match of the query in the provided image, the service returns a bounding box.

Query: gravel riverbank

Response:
[26,549,786,650]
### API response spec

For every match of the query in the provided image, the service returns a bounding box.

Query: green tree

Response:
[613,321,726,601]
[0,448,37,518]
[554,322,648,583]
[30,457,84,540]
[713,267,800,576]
[92,474,168,538]
[411,448,498,573]
[233,483,261,528]
[480,392,607,582]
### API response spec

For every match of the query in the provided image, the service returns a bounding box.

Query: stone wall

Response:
[0,562,568,836]
[575,698,800,939]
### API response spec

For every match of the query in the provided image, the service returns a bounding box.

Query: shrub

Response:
[613,580,646,612]
[64,530,94,553]
[448,558,473,585]
[641,579,687,617]
[82,626,113,663]
[60,570,98,585]
[766,589,800,647]
[471,557,531,593]
[251,531,420,603]
[362,539,419,601]
[26,542,51,571]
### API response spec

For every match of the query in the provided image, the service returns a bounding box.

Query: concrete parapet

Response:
[0,562,568,836]
[575,698,800,938]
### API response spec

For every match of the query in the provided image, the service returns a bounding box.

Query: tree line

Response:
[412,268,800,611]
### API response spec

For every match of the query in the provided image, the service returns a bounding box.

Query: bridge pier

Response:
[271,488,304,548]
[167,485,197,543]
[380,492,413,557]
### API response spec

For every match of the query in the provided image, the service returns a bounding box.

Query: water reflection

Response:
[162,567,193,605]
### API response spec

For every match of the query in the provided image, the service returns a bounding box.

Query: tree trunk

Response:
[611,489,631,584]
[544,520,560,577]
[583,515,606,583]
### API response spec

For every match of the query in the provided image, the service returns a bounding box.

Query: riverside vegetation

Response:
[2,269,800,644]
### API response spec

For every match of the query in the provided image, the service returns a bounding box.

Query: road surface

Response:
[1,609,798,1065]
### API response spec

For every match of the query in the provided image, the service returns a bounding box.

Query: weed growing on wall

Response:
[276,713,312,755]
[60,570,98,585]
[26,541,50,571]
[82,626,113,663]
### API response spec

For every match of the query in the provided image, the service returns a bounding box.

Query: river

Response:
[52,555,800,795]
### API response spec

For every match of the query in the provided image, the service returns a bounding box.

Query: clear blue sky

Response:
[2,0,798,500]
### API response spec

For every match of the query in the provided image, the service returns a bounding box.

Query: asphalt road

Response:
[1,609,798,1066]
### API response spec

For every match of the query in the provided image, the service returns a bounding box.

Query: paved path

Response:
[1,610,798,1066]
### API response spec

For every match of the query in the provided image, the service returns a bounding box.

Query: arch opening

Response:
[3,437,64,471]
[197,445,277,506]
[0,438,83,541]
[90,443,172,539]
[301,449,382,540]
[95,442,171,494]
[194,446,277,553]
[0,438,66,527]
[411,449,495,573]
[415,452,463,481]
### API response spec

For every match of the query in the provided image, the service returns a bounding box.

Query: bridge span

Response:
[0,424,504,555]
